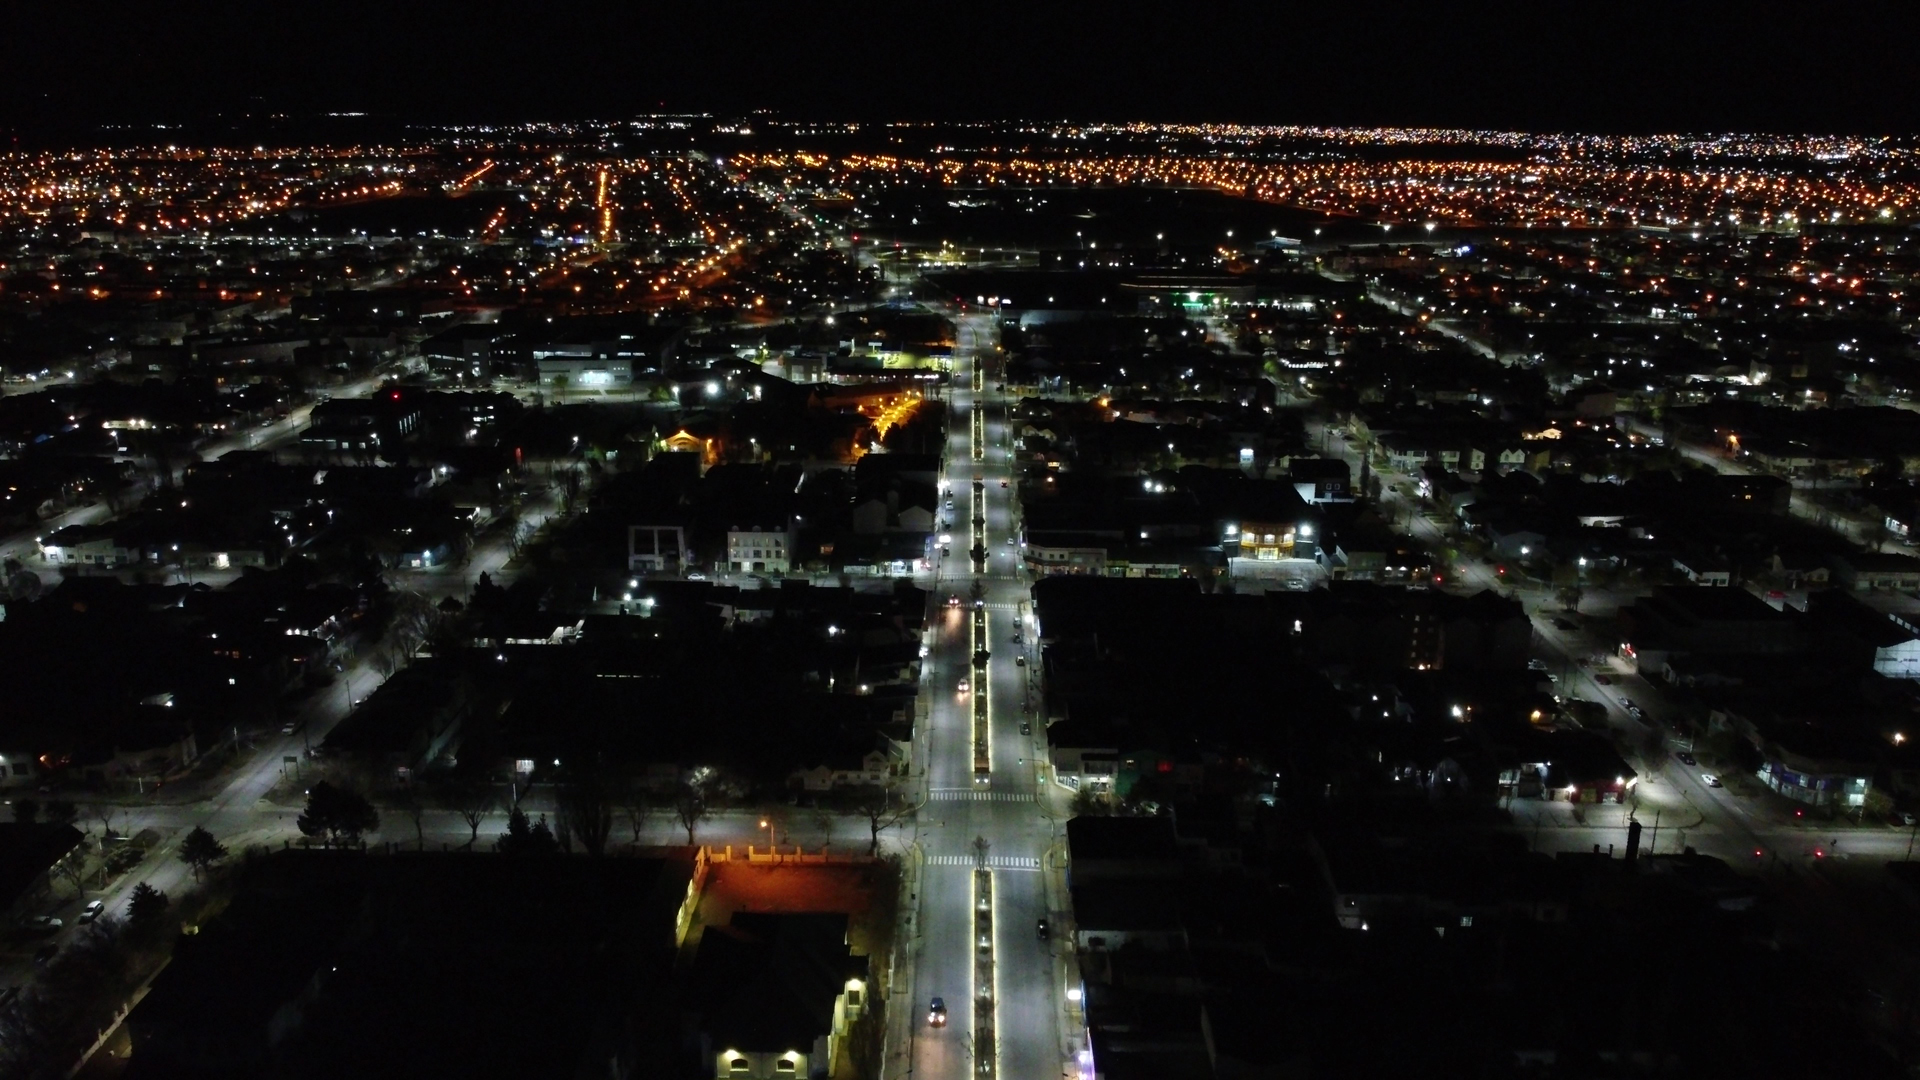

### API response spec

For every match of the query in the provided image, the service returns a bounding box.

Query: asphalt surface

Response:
[908,314,1066,1080]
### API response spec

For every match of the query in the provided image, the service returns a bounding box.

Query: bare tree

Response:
[619,785,652,845]
[437,779,495,848]
[672,782,709,847]
[556,765,615,858]
[90,805,119,838]
[972,835,991,868]
[51,855,87,899]
[396,785,427,850]
[853,783,912,856]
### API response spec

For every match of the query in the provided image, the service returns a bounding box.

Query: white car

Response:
[957,679,970,695]
[77,901,104,924]
[28,916,61,933]
[1702,774,1723,788]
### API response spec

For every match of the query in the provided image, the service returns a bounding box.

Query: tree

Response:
[498,808,559,855]
[556,768,615,858]
[179,826,228,879]
[853,783,912,856]
[619,786,652,845]
[12,798,39,824]
[51,855,87,899]
[1070,788,1112,818]
[297,781,380,848]
[42,800,78,829]
[125,882,169,943]
[1551,561,1585,612]
[672,782,709,846]
[971,835,991,868]
[437,779,494,848]
[91,804,119,838]
[395,785,427,850]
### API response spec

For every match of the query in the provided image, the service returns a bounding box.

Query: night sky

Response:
[6,0,1919,134]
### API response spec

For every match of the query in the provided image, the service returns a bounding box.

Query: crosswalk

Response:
[929,789,1036,802]
[927,855,1042,870]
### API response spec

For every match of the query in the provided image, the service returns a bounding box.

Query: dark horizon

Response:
[7,0,1920,138]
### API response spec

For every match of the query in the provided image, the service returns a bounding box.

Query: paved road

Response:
[906,314,1067,1080]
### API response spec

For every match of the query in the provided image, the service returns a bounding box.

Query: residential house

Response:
[684,913,869,1080]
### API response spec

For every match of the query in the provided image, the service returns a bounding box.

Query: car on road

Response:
[1036,917,1050,940]
[1593,674,1611,685]
[1675,752,1698,766]
[1626,705,1646,721]
[1015,655,1025,667]
[1000,479,1008,488]
[1618,697,1634,709]
[77,901,104,924]
[1552,618,1578,631]
[28,916,61,934]
[281,719,304,735]
[685,571,706,581]
[1527,659,1548,671]
[1020,722,1032,736]
[927,997,948,1027]
[1702,774,1723,788]
[957,679,970,696]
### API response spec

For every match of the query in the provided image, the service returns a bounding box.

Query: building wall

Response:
[727,527,792,573]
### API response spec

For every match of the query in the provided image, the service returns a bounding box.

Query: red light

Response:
[1156,761,1173,774]
[1753,848,1764,858]
[1814,848,1825,859]
[390,391,400,400]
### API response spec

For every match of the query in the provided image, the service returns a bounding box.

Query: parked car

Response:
[1675,752,1698,766]
[77,900,104,924]
[927,997,948,1027]
[281,719,304,735]
[1594,674,1612,685]
[1036,918,1050,940]
[1552,617,1578,631]
[1897,811,1918,827]
[28,916,61,934]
